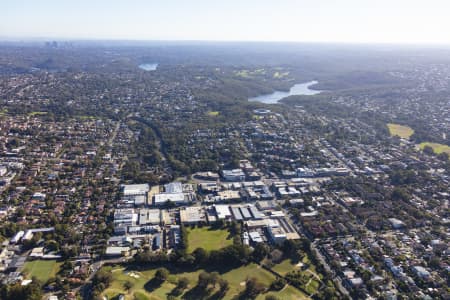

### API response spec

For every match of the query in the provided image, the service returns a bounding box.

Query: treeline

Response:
[0,279,42,300]
[90,267,113,300]
[134,223,251,269]
[132,237,253,270]
[121,118,164,184]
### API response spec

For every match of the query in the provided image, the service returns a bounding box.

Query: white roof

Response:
[139,209,161,224]
[164,182,183,193]
[105,246,129,255]
[180,207,203,223]
[114,209,138,222]
[21,279,33,286]
[11,231,24,243]
[123,184,149,195]
[249,231,263,242]
[214,205,231,219]
[300,211,318,217]
[32,192,46,198]
[154,193,185,204]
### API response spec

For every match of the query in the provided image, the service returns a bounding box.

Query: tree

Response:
[282,239,301,258]
[208,244,251,267]
[218,278,230,295]
[269,249,284,264]
[193,247,209,265]
[16,207,25,217]
[59,260,74,276]
[317,286,337,300]
[4,281,42,300]
[177,277,189,290]
[197,271,212,289]
[155,267,169,283]
[270,277,286,291]
[45,240,60,252]
[210,272,220,287]
[172,276,190,296]
[179,225,189,253]
[196,271,221,290]
[244,277,265,298]
[123,281,133,293]
[422,145,434,155]
[391,187,410,201]
[437,152,449,161]
[428,256,440,269]
[229,221,241,236]
[92,268,112,290]
[252,243,270,262]
[178,253,195,266]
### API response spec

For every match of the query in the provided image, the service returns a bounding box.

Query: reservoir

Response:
[249,80,320,104]
[138,63,158,71]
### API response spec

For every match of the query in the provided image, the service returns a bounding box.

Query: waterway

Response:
[248,80,320,104]
[138,63,158,71]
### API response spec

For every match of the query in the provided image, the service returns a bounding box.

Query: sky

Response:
[1,0,450,44]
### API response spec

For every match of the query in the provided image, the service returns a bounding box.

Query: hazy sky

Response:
[2,0,450,44]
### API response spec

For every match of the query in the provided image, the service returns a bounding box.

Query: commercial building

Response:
[121,184,150,206]
[222,169,246,181]
[164,182,183,193]
[139,209,161,225]
[214,205,232,220]
[105,246,130,257]
[153,192,186,206]
[267,225,287,244]
[122,184,150,196]
[179,206,204,224]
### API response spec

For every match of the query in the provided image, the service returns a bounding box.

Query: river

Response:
[248,80,321,104]
[138,63,158,71]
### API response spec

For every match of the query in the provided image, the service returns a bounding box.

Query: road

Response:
[107,120,121,147]
[283,208,351,298]
[311,240,350,298]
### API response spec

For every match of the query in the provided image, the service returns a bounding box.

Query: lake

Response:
[138,63,158,71]
[248,80,321,104]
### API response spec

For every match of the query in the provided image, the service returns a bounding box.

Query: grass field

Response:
[186,226,233,253]
[206,111,220,116]
[28,111,48,117]
[272,256,321,278]
[271,259,300,276]
[22,260,61,284]
[77,115,97,120]
[273,71,290,78]
[419,142,450,154]
[101,263,308,300]
[234,68,266,78]
[387,123,414,139]
[271,255,322,296]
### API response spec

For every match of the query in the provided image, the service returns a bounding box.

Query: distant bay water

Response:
[138,63,158,71]
[249,80,321,104]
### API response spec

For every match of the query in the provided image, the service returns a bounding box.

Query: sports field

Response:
[22,260,61,284]
[387,123,414,139]
[206,111,220,116]
[186,226,233,253]
[419,142,450,154]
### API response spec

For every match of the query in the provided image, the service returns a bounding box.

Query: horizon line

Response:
[1,36,450,48]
